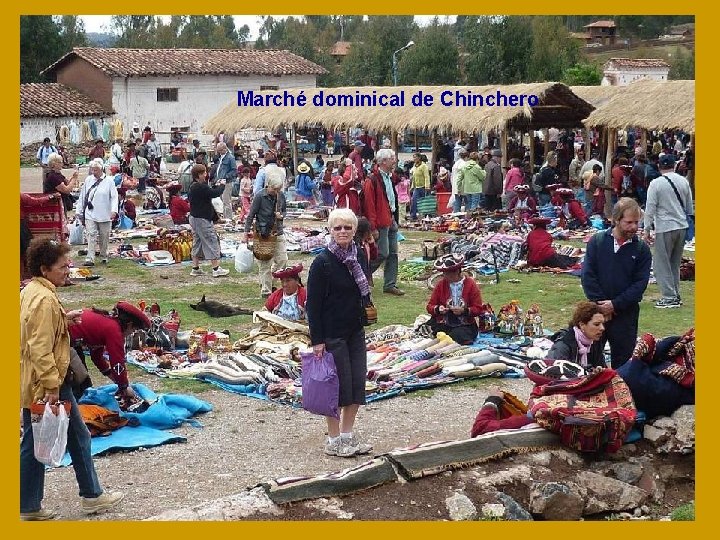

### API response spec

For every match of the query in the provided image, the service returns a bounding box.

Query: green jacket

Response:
[457,160,485,195]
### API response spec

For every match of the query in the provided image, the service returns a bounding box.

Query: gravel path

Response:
[42,372,533,521]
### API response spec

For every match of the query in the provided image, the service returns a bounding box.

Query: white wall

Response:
[602,67,670,86]
[112,74,317,140]
[20,115,115,146]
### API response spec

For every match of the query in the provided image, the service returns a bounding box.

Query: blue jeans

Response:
[21,381,103,512]
[465,193,483,211]
[452,194,466,213]
[410,188,427,219]
[370,219,399,290]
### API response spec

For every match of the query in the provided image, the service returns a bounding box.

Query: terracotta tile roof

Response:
[42,47,327,78]
[21,83,114,118]
[605,58,671,69]
[329,41,352,56]
[584,20,616,28]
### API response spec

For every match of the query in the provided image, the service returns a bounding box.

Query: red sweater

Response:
[426,277,484,325]
[527,228,556,266]
[332,171,361,215]
[264,286,307,313]
[169,195,191,224]
[69,309,129,388]
[362,171,397,230]
[561,199,587,224]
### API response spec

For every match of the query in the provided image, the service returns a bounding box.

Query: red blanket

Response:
[22,193,64,241]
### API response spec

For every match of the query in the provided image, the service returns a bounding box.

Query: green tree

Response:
[57,16,87,49]
[20,16,65,82]
[668,46,695,80]
[110,15,158,47]
[340,16,416,85]
[398,21,459,85]
[528,16,581,82]
[562,63,602,85]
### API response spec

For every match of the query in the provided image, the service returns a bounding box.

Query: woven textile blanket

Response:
[529,368,636,453]
[22,194,64,241]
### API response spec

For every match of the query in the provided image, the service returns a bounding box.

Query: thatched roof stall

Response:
[583,79,694,133]
[204,82,595,136]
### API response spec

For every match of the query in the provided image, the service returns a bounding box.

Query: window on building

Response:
[259,85,279,91]
[157,88,179,102]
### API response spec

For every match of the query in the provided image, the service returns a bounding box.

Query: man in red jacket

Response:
[362,148,404,296]
[526,217,579,269]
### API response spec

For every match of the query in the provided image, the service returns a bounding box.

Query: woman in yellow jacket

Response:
[20,238,124,520]
[409,153,431,220]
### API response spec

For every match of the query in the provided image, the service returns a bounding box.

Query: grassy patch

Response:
[670,502,695,521]
[157,378,212,394]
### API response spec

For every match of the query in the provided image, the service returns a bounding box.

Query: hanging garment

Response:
[102,120,111,142]
[69,121,80,144]
[114,119,124,140]
[89,119,98,139]
[58,125,70,145]
[81,121,91,141]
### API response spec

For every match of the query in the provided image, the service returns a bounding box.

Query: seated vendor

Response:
[113,185,136,229]
[507,184,537,222]
[426,254,485,345]
[265,264,307,321]
[555,187,588,229]
[547,183,563,206]
[167,181,190,224]
[143,176,166,210]
[546,301,606,369]
[526,217,578,269]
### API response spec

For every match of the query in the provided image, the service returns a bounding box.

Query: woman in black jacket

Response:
[187,164,228,277]
[306,208,374,459]
[546,301,606,369]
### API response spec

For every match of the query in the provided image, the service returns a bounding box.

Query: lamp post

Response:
[392,40,415,86]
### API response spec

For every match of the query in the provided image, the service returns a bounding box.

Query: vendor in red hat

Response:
[68,302,151,407]
[526,217,579,269]
[555,187,588,229]
[547,183,564,206]
[166,181,190,224]
[113,184,136,229]
[507,184,537,221]
[426,254,486,345]
[265,264,307,321]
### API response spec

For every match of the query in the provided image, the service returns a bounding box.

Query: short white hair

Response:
[47,152,63,167]
[328,208,358,230]
[376,148,396,164]
[89,158,105,170]
[265,166,284,190]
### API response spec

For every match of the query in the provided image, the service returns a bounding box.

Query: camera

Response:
[86,201,94,210]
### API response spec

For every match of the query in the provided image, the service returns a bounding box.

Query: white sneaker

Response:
[81,491,124,514]
[336,438,360,458]
[212,267,230,277]
[190,268,204,276]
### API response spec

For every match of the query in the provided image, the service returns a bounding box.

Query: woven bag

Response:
[252,231,277,261]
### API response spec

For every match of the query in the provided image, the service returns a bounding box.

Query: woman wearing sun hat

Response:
[264,263,307,321]
[294,160,316,202]
[426,253,486,345]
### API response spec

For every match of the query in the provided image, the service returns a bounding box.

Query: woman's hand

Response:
[449,306,465,315]
[437,305,447,314]
[65,309,83,326]
[313,343,325,357]
[43,390,60,405]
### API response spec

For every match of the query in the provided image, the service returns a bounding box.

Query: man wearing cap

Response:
[426,254,485,345]
[214,142,238,219]
[526,217,578,269]
[643,154,694,309]
[484,149,504,210]
[582,198,651,367]
[362,148,404,296]
[265,264,307,321]
[69,302,151,407]
[409,153,431,220]
[349,140,365,181]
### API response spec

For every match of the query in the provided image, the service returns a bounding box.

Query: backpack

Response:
[531,170,543,194]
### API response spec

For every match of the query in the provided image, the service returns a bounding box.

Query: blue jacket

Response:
[581,229,651,312]
[295,173,316,197]
[215,152,237,182]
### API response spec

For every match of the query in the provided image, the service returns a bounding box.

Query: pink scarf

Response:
[573,326,593,367]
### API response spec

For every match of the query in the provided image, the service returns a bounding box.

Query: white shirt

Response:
[77,174,119,222]
[451,158,467,194]
[109,143,123,165]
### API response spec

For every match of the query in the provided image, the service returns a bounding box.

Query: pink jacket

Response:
[503,167,524,194]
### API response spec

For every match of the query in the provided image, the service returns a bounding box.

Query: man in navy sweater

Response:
[581,197,651,368]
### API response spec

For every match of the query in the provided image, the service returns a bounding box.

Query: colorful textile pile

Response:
[528,368,636,453]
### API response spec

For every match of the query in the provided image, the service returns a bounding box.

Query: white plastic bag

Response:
[211,197,224,215]
[159,158,168,173]
[447,194,455,210]
[234,243,255,273]
[32,402,69,467]
[69,218,85,245]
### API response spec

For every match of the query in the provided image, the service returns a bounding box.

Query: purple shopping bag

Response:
[300,351,340,419]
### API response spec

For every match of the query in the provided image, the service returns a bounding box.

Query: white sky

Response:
[79,15,457,40]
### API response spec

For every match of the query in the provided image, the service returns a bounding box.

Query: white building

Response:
[41,47,327,143]
[601,58,671,86]
[20,83,115,146]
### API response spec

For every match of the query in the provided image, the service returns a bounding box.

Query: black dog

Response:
[189,295,253,318]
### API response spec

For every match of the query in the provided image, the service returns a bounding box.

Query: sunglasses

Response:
[332,225,353,231]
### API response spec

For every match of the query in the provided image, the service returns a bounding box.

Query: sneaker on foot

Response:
[21,508,56,521]
[336,438,360,458]
[347,436,373,455]
[675,296,684,306]
[81,491,124,515]
[324,438,341,456]
[383,287,405,296]
[190,268,204,276]
[655,298,681,309]
[212,267,230,277]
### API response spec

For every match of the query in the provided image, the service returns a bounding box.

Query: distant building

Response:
[20,83,115,146]
[669,23,694,37]
[601,58,671,86]
[583,20,617,46]
[41,47,327,138]
[329,41,352,64]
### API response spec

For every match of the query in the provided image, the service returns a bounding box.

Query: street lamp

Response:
[392,40,415,85]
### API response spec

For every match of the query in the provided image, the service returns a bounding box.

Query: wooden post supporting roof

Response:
[604,128,616,218]
[290,124,299,178]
